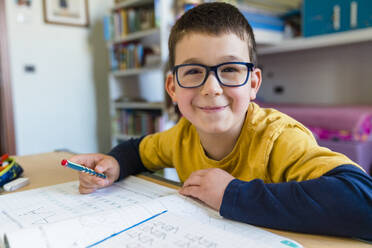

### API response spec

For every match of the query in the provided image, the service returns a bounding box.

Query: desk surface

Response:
[8,152,371,248]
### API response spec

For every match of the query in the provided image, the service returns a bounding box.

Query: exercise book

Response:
[0,176,302,248]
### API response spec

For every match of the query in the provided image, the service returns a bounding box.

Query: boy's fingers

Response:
[183,175,203,187]
[95,159,113,173]
[95,164,104,173]
[79,177,94,189]
[69,154,105,169]
[96,178,108,187]
[183,169,212,187]
[74,154,119,195]
[179,185,201,199]
[79,177,102,194]
[79,184,97,194]
[80,172,106,186]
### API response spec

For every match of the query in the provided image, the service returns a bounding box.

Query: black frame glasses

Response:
[172,62,255,88]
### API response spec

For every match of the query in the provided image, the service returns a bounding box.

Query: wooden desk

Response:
[8,152,371,248]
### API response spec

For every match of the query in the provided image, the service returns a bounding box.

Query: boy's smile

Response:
[166,32,261,140]
[198,105,228,112]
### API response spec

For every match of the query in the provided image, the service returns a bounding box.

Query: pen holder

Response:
[0,157,24,187]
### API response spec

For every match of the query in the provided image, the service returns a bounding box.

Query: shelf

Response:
[258,27,372,55]
[115,101,164,109]
[111,67,160,77]
[254,29,284,45]
[112,0,153,11]
[108,0,172,146]
[108,28,160,46]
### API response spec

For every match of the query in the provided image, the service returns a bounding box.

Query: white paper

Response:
[0,176,176,234]
[6,200,168,248]
[157,195,303,248]
[1,177,302,248]
[98,211,274,248]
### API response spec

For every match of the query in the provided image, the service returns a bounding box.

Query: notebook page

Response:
[157,195,303,248]
[1,178,302,248]
[4,200,168,248]
[4,194,302,248]
[98,211,274,248]
[0,176,176,234]
[5,197,282,248]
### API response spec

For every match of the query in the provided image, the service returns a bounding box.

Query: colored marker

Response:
[0,154,9,172]
[61,159,106,179]
[0,154,9,165]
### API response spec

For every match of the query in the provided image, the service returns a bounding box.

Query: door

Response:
[0,0,16,155]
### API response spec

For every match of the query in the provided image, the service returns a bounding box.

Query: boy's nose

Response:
[200,72,223,96]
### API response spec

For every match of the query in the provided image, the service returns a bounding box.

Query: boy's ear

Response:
[165,72,177,103]
[249,68,262,100]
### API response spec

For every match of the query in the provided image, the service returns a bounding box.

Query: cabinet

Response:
[302,0,372,37]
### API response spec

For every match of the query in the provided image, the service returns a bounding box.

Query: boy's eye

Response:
[184,68,202,76]
[221,67,239,73]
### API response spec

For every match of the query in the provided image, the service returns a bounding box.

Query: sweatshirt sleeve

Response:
[108,137,151,181]
[220,164,372,240]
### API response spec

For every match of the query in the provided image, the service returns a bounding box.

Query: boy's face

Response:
[166,32,261,136]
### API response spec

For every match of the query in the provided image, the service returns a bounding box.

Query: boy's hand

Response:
[179,168,234,211]
[69,153,120,194]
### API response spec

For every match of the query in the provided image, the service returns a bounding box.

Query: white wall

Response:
[6,0,113,155]
[257,41,372,105]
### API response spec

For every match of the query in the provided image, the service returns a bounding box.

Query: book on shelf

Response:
[241,9,285,32]
[109,43,160,71]
[1,176,303,248]
[108,45,119,71]
[114,108,165,137]
[117,43,144,70]
[237,3,289,43]
[238,0,303,41]
[103,3,156,42]
[103,15,114,41]
[237,0,301,15]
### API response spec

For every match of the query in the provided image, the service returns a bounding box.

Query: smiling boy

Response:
[71,2,372,240]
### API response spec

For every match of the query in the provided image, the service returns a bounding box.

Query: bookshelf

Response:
[107,28,160,46]
[106,0,174,145]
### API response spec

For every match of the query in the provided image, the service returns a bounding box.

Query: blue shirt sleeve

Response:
[220,164,372,240]
[108,137,151,181]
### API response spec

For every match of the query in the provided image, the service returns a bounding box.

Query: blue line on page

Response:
[86,210,168,248]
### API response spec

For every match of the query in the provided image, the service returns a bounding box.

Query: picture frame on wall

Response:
[43,0,89,27]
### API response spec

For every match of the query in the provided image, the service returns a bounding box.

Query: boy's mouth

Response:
[198,105,228,112]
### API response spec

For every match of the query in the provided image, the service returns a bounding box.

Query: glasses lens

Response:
[177,65,206,87]
[218,63,248,86]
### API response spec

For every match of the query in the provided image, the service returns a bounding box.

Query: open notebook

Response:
[0,176,302,248]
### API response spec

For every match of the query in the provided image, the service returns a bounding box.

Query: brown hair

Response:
[168,2,257,69]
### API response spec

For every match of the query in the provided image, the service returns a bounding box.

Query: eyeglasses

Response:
[173,62,254,88]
